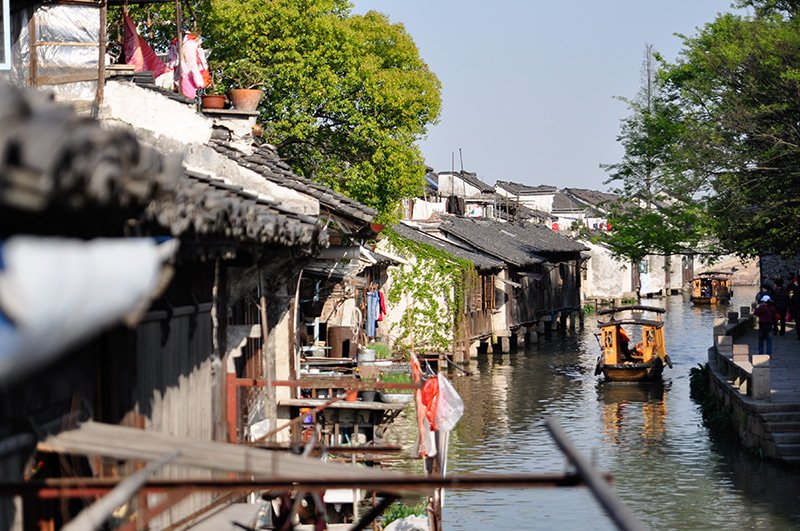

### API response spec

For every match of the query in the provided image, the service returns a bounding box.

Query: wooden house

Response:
[382,222,505,361]
[494,181,558,219]
[0,47,407,531]
[435,216,587,351]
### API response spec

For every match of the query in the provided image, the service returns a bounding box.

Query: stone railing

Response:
[710,306,770,400]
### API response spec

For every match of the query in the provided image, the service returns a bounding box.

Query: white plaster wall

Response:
[438,175,482,198]
[640,254,681,296]
[100,81,318,216]
[520,194,554,213]
[491,269,511,336]
[101,80,211,145]
[580,240,632,300]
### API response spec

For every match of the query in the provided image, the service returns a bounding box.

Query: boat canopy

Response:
[596,305,665,316]
[597,317,664,328]
[696,271,733,277]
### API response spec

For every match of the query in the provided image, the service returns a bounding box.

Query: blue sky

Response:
[350,1,743,191]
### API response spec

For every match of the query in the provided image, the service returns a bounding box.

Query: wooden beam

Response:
[61,451,179,531]
[2,471,607,499]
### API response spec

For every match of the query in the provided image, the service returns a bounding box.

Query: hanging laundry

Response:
[168,33,210,99]
[377,290,386,322]
[123,12,168,78]
[365,287,380,338]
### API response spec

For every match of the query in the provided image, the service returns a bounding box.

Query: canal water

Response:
[389,286,800,530]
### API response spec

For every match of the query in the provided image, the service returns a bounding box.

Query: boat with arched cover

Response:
[594,305,672,382]
[690,271,733,305]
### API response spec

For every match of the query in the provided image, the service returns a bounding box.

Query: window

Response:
[481,274,496,310]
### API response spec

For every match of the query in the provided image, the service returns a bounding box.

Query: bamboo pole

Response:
[544,417,646,531]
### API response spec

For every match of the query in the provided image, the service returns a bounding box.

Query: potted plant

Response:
[377,371,415,404]
[222,59,266,111]
[200,67,227,110]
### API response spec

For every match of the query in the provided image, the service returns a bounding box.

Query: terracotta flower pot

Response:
[227,88,262,111]
[201,94,226,109]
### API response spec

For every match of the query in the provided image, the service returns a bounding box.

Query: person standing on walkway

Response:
[788,275,800,340]
[773,278,788,336]
[754,295,781,354]
[755,283,774,305]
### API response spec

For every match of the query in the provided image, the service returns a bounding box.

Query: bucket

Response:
[358,348,376,364]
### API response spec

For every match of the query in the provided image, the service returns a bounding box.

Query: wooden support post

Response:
[500,336,510,353]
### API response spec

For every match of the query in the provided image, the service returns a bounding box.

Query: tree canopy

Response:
[602,3,800,260]
[198,0,441,220]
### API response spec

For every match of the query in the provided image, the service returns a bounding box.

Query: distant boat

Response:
[690,271,733,305]
[594,305,672,382]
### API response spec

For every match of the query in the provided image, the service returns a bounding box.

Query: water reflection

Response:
[422,286,800,530]
[598,382,668,448]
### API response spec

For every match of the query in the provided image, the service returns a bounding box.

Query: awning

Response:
[37,421,407,483]
[495,276,522,289]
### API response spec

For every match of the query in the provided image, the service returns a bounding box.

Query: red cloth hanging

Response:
[123,13,168,78]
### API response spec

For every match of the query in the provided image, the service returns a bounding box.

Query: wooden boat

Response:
[690,271,733,305]
[594,305,672,382]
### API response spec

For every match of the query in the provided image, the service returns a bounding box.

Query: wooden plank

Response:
[36,71,99,86]
[37,422,406,481]
[279,399,407,412]
[275,378,420,391]
[62,451,179,531]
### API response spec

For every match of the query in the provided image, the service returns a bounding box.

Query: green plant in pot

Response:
[199,66,227,109]
[222,58,266,111]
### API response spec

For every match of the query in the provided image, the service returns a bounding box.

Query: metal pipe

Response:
[1,471,602,498]
[544,417,647,531]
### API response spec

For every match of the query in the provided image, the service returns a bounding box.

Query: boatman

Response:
[618,326,633,360]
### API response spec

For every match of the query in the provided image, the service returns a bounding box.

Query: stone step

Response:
[764,421,800,433]
[775,443,800,457]
[771,432,800,445]
[760,411,800,423]
[778,455,800,467]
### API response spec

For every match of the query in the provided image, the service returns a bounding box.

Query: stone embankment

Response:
[707,307,800,465]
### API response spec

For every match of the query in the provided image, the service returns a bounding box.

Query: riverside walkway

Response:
[709,309,800,464]
[738,317,800,403]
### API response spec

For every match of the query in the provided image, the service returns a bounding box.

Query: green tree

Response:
[600,45,711,261]
[604,5,800,260]
[199,0,441,220]
[662,8,800,258]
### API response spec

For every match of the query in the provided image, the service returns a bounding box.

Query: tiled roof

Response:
[0,82,322,251]
[491,194,551,221]
[0,82,179,214]
[146,169,322,249]
[552,191,586,213]
[438,170,495,193]
[437,216,545,268]
[211,140,377,230]
[562,188,617,208]
[438,216,586,268]
[495,181,557,195]
[392,222,504,271]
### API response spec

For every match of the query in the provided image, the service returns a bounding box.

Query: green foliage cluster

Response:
[603,1,800,260]
[108,5,184,58]
[378,371,413,394]
[197,0,441,220]
[370,342,392,360]
[381,499,427,526]
[383,229,476,355]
